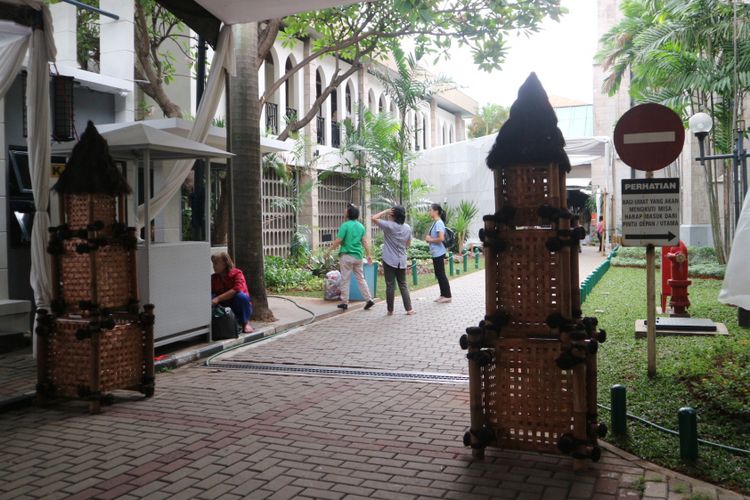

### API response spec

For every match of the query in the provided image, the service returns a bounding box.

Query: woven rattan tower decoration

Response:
[36,122,155,414]
[460,74,607,468]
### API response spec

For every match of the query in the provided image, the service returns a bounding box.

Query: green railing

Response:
[580,245,619,303]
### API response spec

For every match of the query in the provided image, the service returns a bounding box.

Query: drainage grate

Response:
[206,361,469,384]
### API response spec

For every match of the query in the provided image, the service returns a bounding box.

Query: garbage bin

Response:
[348,262,378,301]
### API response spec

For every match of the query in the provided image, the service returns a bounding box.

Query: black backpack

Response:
[211,305,240,340]
[431,222,456,250]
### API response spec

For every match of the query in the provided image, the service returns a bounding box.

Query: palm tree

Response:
[468,103,509,138]
[450,201,479,256]
[230,23,275,321]
[596,0,750,263]
[374,45,453,205]
[339,109,401,198]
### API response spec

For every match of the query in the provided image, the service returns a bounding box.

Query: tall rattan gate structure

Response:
[37,122,155,414]
[460,74,607,467]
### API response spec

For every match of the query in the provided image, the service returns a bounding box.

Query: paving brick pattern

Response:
[223,272,487,375]
[0,350,35,400]
[1,263,747,499]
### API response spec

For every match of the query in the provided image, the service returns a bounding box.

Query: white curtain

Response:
[719,193,750,309]
[0,24,30,97]
[0,2,56,315]
[135,25,235,230]
[27,5,55,314]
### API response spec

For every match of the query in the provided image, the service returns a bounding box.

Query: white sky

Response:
[425,0,599,107]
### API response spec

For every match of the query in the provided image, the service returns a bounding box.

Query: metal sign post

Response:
[614,103,685,378]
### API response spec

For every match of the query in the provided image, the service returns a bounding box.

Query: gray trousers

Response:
[339,253,372,302]
[383,262,412,312]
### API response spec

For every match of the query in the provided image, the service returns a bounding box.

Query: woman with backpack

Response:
[425,203,452,303]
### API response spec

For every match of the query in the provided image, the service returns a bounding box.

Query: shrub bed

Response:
[611,246,726,278]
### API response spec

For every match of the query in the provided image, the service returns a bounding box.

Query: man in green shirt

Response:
[326,204,374,311]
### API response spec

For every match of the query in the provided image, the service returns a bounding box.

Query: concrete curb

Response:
[154,301,367,371]
[599,441,748,498]
[0,301,357,413]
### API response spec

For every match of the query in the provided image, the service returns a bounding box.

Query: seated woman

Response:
[211,252,253,333]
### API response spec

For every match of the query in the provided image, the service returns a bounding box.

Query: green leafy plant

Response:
[448,200,479,254]
[264,256,320,292]
[308,249,339,278]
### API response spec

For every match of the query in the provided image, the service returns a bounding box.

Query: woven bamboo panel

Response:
[59,241,133,312]
[495,164,563,227]
[65,194,116,230]
[487,229,564,337]
[47,318,144,397]
[489,338,574,453]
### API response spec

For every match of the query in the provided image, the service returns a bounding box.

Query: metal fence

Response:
[262,168,295,257]
[318,172,359,247]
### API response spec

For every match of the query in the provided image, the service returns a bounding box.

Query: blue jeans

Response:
[218,292,253,325]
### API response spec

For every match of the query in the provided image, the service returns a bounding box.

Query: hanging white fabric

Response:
[719,193,750,310]
[27,11,54,314]
[134,25,235,230]
[0,25,30,98]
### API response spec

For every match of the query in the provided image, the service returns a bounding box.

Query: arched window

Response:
[285,57,296,122]
[422,115,428,149]
[263,53,278,134]
[345,81,354,118]
[315,69,325,145]
[379,95,386,113]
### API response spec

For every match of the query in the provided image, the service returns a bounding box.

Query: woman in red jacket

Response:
[211,252,253,333]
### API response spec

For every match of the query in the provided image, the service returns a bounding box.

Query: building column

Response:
[0,98,7,299]
[100,0,135,122]
[454,112,466,141]
[259,61,267,135]
[301,41,320,250]
[430,99,439,147]
[50,2,78,68]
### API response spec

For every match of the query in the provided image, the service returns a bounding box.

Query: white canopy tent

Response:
[719,193,750,310]
[411,134,614,242]
[0,1,56,320]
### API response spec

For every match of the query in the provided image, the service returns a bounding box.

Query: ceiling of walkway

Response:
[194,0,361,23]
[156,0,361,47]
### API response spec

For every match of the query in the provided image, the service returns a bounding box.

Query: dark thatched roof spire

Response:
[53,121,131,195]
[486,73,570,172]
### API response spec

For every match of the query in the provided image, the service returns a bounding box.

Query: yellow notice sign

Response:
[51,162,66,177]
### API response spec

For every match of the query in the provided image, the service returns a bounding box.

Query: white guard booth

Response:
[411,134,612,242]
[53,122,233,346]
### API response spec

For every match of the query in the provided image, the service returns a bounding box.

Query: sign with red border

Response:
[613,103,685,172]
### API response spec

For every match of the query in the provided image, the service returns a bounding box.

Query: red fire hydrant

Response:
[661,241,691,317]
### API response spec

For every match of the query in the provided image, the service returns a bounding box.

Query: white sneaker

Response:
[437,297,452,303]
[434,296,443,302]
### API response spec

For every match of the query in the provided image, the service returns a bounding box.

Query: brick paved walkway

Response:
[1,267,746,499]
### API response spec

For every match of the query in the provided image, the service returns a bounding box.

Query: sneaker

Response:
[364,300,375,310]
[337,303,348,311]
[434,296,443,302]
[436,297,452,303]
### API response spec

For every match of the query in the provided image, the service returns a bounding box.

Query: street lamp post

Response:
[690,112,750,326]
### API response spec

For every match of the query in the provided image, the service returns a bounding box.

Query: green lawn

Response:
[584,267,750,494]
[280,258,485,300]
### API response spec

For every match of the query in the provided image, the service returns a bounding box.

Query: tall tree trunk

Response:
[230,23,275,321]
[212,175,229,245]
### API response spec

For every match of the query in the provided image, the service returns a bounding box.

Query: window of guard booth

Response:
[210,162,229,246]
[137,162,155,241]
[180,160,209,242]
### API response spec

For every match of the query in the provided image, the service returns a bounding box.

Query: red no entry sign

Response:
[613,103,685,172]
